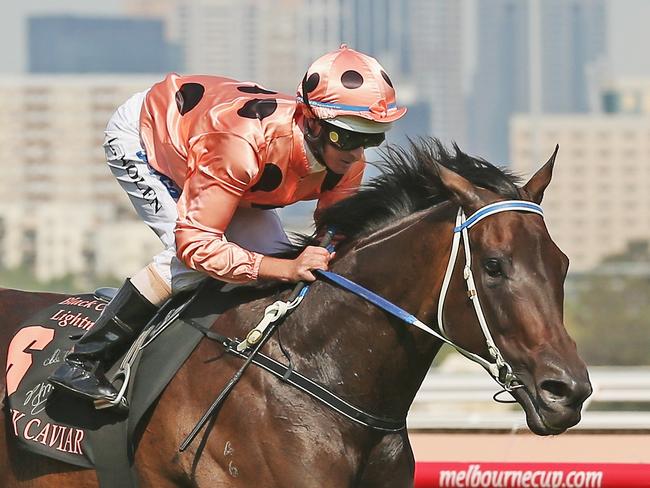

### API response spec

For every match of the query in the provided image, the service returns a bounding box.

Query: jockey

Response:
[49,45,407,404]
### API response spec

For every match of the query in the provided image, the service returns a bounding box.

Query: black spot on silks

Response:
[175,83,205,115]
[250,164,283,192]
[381,70,393,88]
[321,170,343,192]
[304,72,320,92]
[340,70,364,89]
[236,99,278,120]
[237,85,277,95]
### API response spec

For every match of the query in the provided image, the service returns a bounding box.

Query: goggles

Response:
[320,121,385,151]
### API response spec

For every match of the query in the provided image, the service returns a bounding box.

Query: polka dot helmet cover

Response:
[297,44,407,127]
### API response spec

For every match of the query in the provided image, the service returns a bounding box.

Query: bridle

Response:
[437,200,544,395]
[318,199,545,398]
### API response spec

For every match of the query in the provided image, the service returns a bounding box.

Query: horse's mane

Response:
[314,138,522,242]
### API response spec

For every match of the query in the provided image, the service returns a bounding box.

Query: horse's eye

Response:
[483,258,503,277]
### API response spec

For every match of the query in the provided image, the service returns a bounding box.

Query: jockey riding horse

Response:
[49,45,408,405]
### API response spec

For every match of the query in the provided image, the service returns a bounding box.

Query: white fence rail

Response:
[408,366,650,430]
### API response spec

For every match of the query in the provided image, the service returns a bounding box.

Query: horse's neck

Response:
[290,209,454,419]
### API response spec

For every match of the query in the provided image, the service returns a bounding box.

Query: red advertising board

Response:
[415,462,650,487]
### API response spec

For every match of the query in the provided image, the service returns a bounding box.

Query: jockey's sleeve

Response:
[174,132,264,283]
[314,160,365,221]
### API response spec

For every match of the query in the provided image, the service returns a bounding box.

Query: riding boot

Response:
[48,279,158,402]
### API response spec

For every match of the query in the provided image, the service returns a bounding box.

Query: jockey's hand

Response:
[291,246,334,282]
[258,246,334,283]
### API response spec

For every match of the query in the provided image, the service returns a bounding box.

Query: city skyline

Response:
[1,0,650,283]
[2,0,650,78]
[468,0,607,163]
[2,0,649,159]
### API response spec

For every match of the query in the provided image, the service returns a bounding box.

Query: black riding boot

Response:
[49,279,158,402]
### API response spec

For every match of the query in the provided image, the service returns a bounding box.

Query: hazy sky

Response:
[1,0,650,77]
[607,0,650,75]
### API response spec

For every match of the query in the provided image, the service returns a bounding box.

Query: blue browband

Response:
[454,200,544,233]
[296,96,398,113]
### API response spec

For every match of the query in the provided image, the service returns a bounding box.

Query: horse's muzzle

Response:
[517,365,592,436]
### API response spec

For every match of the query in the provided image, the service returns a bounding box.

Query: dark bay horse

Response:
[0,140,591,487]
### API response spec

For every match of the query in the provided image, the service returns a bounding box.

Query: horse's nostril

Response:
[540,379,572,402]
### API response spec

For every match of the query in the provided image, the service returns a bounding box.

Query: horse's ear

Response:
[522,144,559,204]
[434,161,485,212]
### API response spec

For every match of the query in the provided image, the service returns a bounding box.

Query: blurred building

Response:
[540,0,606,113]
[0,75,163,282]
[297,0,348,71]
[165,0,301,92]
[469,0,607,164]
[411,0,465,145]
[600,77,650,114]
[28,15,183,74]
[125,0,179,19]
[510,113,650,272]
[468,0,530,164]
[297,0,412,82]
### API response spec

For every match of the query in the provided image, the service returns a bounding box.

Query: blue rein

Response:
[315,269,420,326]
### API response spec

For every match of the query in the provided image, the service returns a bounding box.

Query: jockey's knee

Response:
[131,263,172,306]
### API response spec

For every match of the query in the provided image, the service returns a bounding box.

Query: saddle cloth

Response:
[4,280,230,477]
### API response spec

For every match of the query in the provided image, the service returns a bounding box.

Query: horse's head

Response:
[436,146,592,435]
[315,139,591,435]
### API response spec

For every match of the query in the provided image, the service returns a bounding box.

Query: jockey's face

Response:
[307,118,384,175]
[321,142,365,175]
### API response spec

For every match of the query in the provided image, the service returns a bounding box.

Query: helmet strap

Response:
[302,73,336,169]
[304,118,327,167]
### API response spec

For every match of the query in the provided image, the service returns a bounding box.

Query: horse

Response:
[0,139,591,487]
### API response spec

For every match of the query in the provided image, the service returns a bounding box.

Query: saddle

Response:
[4,279,238,486]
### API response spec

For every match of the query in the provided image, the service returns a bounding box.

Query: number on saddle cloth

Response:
[5,294,106,468]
